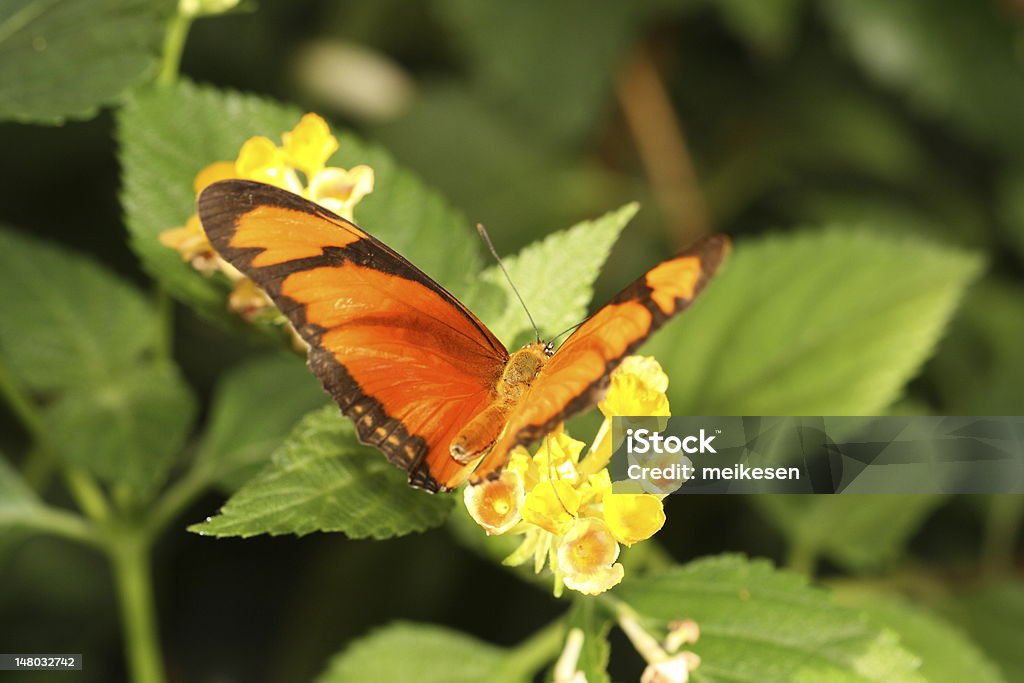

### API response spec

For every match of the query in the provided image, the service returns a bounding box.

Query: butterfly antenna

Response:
[477,223,542,343]
[549,319,587,346]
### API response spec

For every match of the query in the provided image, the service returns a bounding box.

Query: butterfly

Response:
[198,180,729,493]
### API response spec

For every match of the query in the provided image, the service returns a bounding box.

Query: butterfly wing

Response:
[471,234,730,483]
[198,180,509,492]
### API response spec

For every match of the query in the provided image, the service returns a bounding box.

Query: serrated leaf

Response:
[936,581,1024,683]
[756,496,945,573]
[833,587,1006,683]
[0,0,171,124]
[618,555,925,683]
[45,363,196,497]
[473,202,637,346]
[644,229,983,415]
[193,353,328,490]
[824,0,1024,153]
[191,406,452,539]
[0,226,158,392]
[315,622,526,683]
[118,80,479,319]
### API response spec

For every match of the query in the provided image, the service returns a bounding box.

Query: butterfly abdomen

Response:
[450,343,548,465]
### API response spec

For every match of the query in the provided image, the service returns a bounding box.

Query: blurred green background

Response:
[1,1,1023,681]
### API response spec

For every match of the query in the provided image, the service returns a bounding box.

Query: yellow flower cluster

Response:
[464,356,673,596]
[159,113,374,321]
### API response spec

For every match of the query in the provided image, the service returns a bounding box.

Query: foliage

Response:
[0,1,1021,682]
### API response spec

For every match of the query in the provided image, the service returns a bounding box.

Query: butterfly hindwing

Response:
[198,180,508,492]
[470,234,730,483]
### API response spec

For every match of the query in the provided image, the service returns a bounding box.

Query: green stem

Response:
[0,358,112,520]
[7,507,100,547]
[157,10,192,87]
[146,468,208,537]
[982,495,1024,576]
[0,357,45,439]
[64,468,111,522]
[494,618,565,682]
[785,538,818,576]
[109,530,166,683]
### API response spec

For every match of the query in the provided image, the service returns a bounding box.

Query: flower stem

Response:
[157,10,192,87]
[494,618,565,682]
[109,530,166,683]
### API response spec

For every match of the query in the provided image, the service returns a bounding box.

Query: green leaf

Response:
[190,406,452,539]
[756,496,945,573]
[618,555,925,683]
[44,363,196,497]
[936,581,1024,683]
[701,0,807,56]
[928,279,1024,415]
[473,202,637,346]
[0,0,171,124]
[435,0,652,149]
[552,601,611,683]
[315,622,525,683]
[645,229,983,415]
[833,587,1007,683]
[0,455,40,521]
[824,0,1024,154]
[0,456,94,544]
[193,353,328,490]
[0,226,158,392]
[118,79,479,320]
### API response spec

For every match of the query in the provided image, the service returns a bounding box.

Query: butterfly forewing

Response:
[470,234,730,484]
[199,180,508,492]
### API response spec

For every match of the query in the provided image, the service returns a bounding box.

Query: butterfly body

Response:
[450,341,550,464]
[198,180,728,493]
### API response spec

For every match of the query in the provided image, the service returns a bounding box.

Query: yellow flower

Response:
[522,479,581,535]
[227,278,272,320]
[236,136,302,192]
[160,113,374,328]
[463,354,675,596]
[158,215,219,274]
[283,113,339,178]
[603,493,665,546]
[464,469,524,535]
[307,165,375,221]
[600,356,670,419]
[193,160,236,194]
[557,517,624,595]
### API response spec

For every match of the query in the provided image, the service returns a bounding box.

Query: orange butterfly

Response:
[198,180,729,492]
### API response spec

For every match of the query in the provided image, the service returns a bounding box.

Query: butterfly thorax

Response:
[496,342,549,402]
[449,342,549,465]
